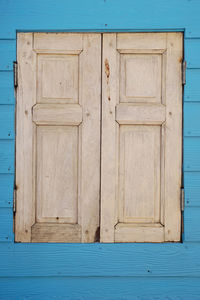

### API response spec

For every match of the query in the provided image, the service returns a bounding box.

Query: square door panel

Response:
[37,54,79,103]
[120,54,162,103]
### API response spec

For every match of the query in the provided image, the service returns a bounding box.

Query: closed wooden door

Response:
[101,33,183,242]
[15,33,182,243]
[15,33,101,242]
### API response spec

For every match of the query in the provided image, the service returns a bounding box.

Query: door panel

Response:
[15,33,101,243]
[36,126,78,224]
[101,33,182,242]
[118,125,161,224]
[120,53,162,103]
[37,54,79,103]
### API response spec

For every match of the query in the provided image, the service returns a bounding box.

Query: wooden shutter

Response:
[101,33,183,242]
[15,33,101,242]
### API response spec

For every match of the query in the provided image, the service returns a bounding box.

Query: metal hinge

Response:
[13,189,16,213]
[182,61,186,85]
[13,61,18,88]
[181,188,185,211]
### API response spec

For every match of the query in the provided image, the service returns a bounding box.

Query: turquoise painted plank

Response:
[0,174,14,207]
[184,172,200,207]
[0,243,200,277]
[0,72,15,104]
[0,40,16,71]
[0,105,15,139]
[0,208,13,242]
[0,0,200,38]
[184,171,200,187]
[1,277,200,300]
[184,208,200,241]
[185,39,200,69]
[184,69,200,102]
[184,137,200,171]
[184,102,200,136]
[0,140,15,174]
[185,186,200,207]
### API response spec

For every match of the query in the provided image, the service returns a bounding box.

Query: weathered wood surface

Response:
[101,33,182,242]
[15,33,101,243]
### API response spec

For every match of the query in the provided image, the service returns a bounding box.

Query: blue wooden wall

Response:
[1,0,200,298]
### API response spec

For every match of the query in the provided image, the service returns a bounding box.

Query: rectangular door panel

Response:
[36,126,78,224]
[119,125,161,224]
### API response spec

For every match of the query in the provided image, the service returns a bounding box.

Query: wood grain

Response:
[31,223,81,243]
[15,33,36,242]
[15,33,101,243]
[1,277,200,300]
[32,104,82,125]
[101,33,182,242]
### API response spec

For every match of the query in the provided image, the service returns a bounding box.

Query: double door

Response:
[15,33,183,243]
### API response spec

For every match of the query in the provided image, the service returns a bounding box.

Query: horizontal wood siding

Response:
[1,277,200,300]
[0,40,15,70]
[0,208,13,242]
[184,69,200,101]
[184,172,200,207]
[0,105,15,139]
[184,208,200,241]
[185,39,200,69]
[0,72,15,104]
[0,0,200,38]
[183,37,200,244]
[0,0,200,298]
[184,137,200,171]
[184,103,200,136]
[0,243,200,277]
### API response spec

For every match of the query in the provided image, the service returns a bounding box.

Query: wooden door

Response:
[16,32,182,243]
[15,33,101,242]
[101,33,183,242]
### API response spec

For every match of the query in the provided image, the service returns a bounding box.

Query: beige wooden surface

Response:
[118,126,161,224]
[32,104,82,125]
[101,33,182,243]
[36,126,78,224]
[16,32,182,243]
[31,223,81,243]
[100,34,118,242]
[15,33,36,242]
[164,33,183,241]
[15,33,101,243]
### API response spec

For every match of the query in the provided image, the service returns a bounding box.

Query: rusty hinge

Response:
[181,188,185,211]
[13,188,16,213]
[182,61,186,85]
[13,61,18,88]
